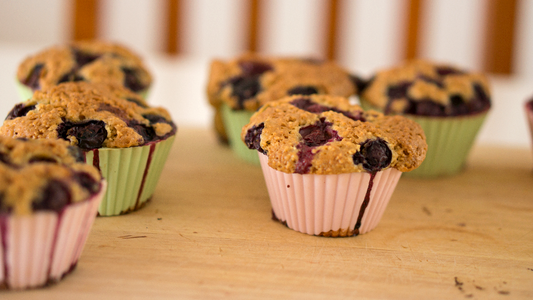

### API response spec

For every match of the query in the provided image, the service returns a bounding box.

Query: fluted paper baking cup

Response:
[526,103,533,157]
[0,182,105,290]
[84,135,175,216]
[15,79,150,101]
[15,80,34,101]
[405,113,487,177]
[259,154,402,236]
[360,99,487,177]
[221,103,259,164]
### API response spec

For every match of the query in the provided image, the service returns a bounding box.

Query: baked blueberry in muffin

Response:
[0,136,104,289]
[359,60,491,177]
[241,95,427,236]
[359,60,491,117]
[16,40,152,98]
[1,82,176,216]
[207,53,358,163]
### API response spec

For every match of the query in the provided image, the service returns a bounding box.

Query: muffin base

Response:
[259,154,402,236]
[84,135,175,216]
[0,182,106,290]
[221,103,259,165]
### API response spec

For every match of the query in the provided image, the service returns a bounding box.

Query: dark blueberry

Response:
[98,103,126,119]
[73,172,100,194]
[436,67,464,76]
[122,67,145,92]
[449,95,469,116]
[294,144,315,174]
[299,119,341,147]
[127,119,156,143]
[238,61,273,76]
[57,120,107,150]
[351,75,373,94]
[142,114,168,125]
[290,98,365,122]
[417,75,443,88]
[73,49,100,67]
[68,146,85,162]
[58,70,85,84]
[405,100,446,116]
[32,180,71,212]
[244,123,265,154]
[387,82,412,99]
[226,75,262,109]
[28,156,58,164]
[352,139,392,173]
[126,97,148,108]
[6,104,36,120]
[0,152,9,165]
[469,83,491,113]
[23,64,44,90]
[287,85,319,96]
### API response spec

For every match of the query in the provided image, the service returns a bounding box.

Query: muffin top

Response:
[17,40,152,95]
[207,53,358,111]
[0,136,102,215]
[360,60,491,117]
[241,94,427,174]
[0,82,176,150]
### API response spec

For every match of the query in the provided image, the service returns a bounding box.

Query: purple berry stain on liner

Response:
[1,216,9,287]
[134,143,156,210]
[351,139,392,235]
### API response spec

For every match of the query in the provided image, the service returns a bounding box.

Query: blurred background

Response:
[0,0,532,147]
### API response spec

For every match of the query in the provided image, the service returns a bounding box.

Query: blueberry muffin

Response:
[16,40,152,100]
[0,136,105,289]
[207,53,358,163]
[241,94,427,237]
[359,60,491,177]
[1,82,176,216]
[526,98,533,160]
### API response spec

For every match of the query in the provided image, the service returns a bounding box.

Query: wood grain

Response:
[3,127,533,299]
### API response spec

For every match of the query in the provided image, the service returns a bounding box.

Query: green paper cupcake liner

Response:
[84,135,175,216]
[360,99,488,177]
[221,103,259,164]
[15,80,34,101]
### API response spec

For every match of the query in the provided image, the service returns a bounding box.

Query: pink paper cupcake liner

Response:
[259,154,401,236]
[0,182,106,290]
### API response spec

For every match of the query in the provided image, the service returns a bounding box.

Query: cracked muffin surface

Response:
[360,60,491,117]
[17,40,152,95]
[241,94,427,174]
[0,136,102,215]
[1,82,176,150]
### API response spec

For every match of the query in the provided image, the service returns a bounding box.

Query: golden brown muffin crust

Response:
[17,40,152,94]
[0,82,175,149]
[207,53,357,112]
[241,95,427,174]
[0,136,102,215]
[361,60,491,116]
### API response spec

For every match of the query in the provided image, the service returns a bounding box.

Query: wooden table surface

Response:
[4,127,533,299]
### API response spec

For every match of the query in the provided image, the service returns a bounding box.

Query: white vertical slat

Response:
[337,0,409,77]
[259,0,327,58]
[181,0,249,58]
[0,0,70,45]
[514,0,533,78]
[419,0,487,71]
[99,0,166,55]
